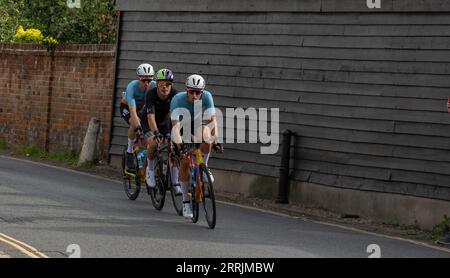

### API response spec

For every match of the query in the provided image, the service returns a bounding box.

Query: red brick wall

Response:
[0,44,115,159]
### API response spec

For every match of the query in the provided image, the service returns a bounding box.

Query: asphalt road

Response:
[0,155,448,258]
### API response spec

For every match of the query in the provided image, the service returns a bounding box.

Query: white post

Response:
[78,118,100,166]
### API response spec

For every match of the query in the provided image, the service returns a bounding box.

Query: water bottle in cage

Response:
[137,149,147,169]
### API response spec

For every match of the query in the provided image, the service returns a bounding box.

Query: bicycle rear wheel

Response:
[149,150,167,210]
[200,164,216,229]
[122,146,140,200]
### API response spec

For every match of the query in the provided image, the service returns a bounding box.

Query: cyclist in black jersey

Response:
[143,69,180,193]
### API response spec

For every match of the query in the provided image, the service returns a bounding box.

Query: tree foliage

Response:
[0,0,22,42]
[0,0,117,44]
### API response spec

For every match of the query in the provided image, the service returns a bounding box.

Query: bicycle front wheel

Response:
[191,182,199,223]
[200,164,216,229]
[122,146,140,200]
[149,154,166,210]
[169,155,183,216]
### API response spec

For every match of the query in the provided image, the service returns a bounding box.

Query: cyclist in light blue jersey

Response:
[120,63,157,170]
[170,74,223,218]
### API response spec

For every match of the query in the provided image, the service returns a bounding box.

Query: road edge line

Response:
[216,200,450,254]
[0,155,121,184]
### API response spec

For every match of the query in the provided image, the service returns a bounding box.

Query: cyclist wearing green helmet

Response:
[143,69,180,192]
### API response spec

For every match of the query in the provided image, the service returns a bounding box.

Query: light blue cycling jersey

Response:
[170,91,216,123]
[123,80,156,108]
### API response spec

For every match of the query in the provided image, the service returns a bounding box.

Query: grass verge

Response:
[0,139,9,150]
[13,144,81,166]
[430,215,450,241]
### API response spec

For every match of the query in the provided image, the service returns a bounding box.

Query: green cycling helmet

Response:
[155,69,174,82]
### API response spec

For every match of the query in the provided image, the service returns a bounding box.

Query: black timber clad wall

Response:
[111,0,450,201]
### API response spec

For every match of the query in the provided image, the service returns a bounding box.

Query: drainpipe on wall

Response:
[276,130,295,204]
[44,49,55,152]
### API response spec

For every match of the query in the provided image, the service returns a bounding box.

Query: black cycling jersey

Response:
[144,87,178,133]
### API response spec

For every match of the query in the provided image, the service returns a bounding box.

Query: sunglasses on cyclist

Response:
[140,78,153,83]
[158,81,173,87]
[187,89,203,96]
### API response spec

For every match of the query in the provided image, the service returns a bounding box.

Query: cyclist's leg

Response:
[144,117,157,161]
[179,153,193,218]
[143,115,158,187]
[199,125,214,182]
[179,154,190,201]
[190,123,210,162]
[160,123,180,187]
[170,158,181,187]
[200,125,213,165]
[146,134,157,159]
[145,134,157,187]
[145,121,169,174]
[174,123,194,216]
[128,106,142,142]
[120,103,136,169]
[128,107,144,149]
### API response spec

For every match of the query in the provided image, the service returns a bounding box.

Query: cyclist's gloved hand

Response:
[213,143,224,153]
[154,130,163,143]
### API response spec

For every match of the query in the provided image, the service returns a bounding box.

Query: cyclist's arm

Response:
[204,116,218,138]
[129,105,141,128]
[204,116,223,152]
[170,95,187,149]
[171,119,183,150]
[144,90,159,134]
[203,92,218,141]
[148,113,158,133]
[126,84,141,128]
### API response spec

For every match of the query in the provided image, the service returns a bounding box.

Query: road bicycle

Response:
[121,134,144,200]
[180,143,218,229]
[121,133,183,215]
[150,135,183,214]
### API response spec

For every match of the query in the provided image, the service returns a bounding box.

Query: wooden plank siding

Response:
[110,1,450,201]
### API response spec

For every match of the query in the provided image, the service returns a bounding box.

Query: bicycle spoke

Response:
[150,147,167,210]
[200,164,216,229]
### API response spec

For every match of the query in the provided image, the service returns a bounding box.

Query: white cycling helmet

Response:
[186,74,206,90]
[136,63,154,77]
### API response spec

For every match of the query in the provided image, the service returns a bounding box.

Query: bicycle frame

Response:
[123,134,147,181]
[185,146,204,204]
